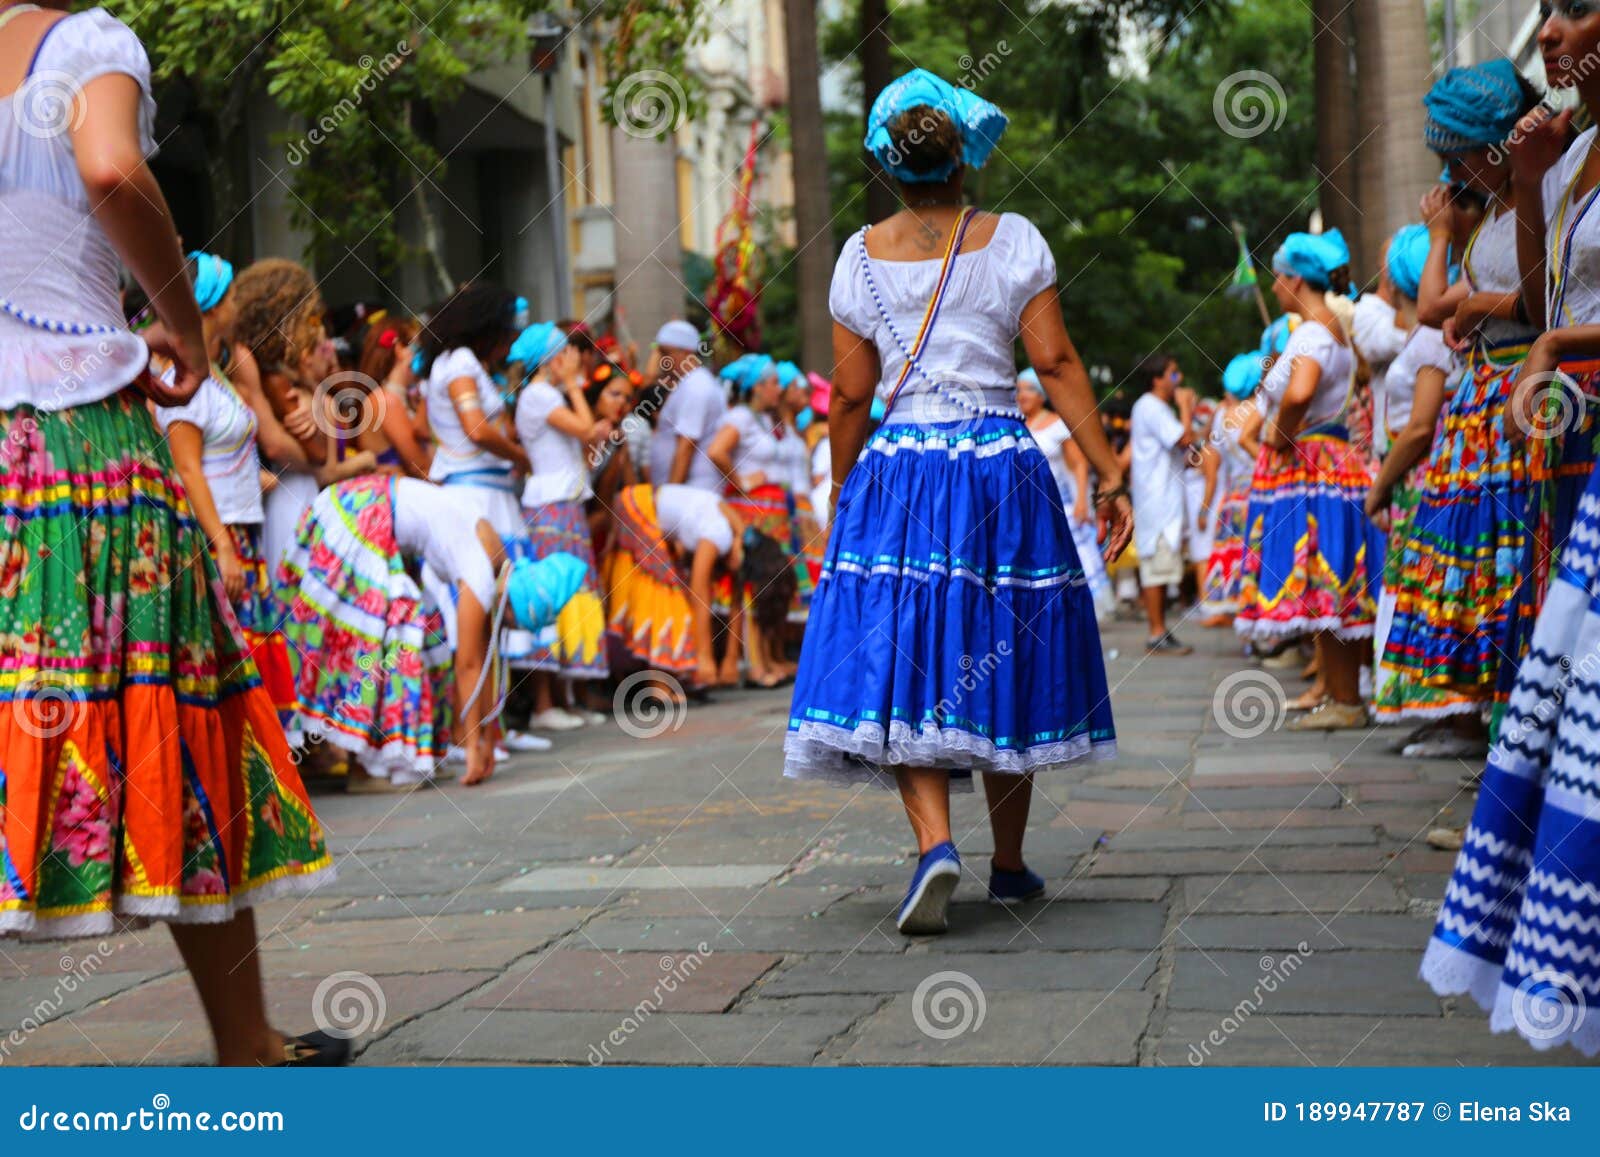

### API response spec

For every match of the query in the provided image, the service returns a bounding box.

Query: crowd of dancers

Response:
[7,0,1600,1067]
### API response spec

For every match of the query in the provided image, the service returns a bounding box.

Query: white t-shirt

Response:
[655,483,733,554]
[1129,392,1186,555]
[1543,125,1600,328]
[649,365,727,492]
[155,369,265,525]
[779,420,812,496]
[810,437,832,527]
[1380,326,1457,436]
[828,213,1056,420]
[1259,321,1356,431]
[392,477,496,611]
[515,379,591,506]
[1464,204,1538,346]
[718,406,789,487]
[426,348,514,483]
[1029,415,1074,498]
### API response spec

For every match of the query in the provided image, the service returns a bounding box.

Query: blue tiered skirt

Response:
[1419,474,1600,1056]
[783,416,1117,789]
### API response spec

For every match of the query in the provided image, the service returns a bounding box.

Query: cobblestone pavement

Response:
[6,615,1596,1067]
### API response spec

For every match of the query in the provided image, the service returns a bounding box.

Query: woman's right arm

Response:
[165,421,242,600]
[828,322,880,513]
[451,378,531,472]
[72,72,205,402]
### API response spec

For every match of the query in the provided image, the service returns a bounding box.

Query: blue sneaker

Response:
[896,841,961,935]
[987,863,1045,905]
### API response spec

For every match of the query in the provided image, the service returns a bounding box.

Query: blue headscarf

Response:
[1016,367,1043,394]
[1424,59,1528,154]
[775,360,803,388]
[865,68,1008,184]
[1386,224,1432,300]
[1223,352,1264,400]
[512,295,531,329]
[509,321,567,370]
[188,250,234,313]
[723,353,775,395]
[1272,230,1347,290]
[1259,315,1294,356]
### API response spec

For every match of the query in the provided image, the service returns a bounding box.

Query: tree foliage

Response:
[790,0,1316,394]
[107,0,702,278]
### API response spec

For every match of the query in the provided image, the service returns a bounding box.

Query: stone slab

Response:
[497,864,789,893]
[1168,949,1442,1015]
[1183,873,1407,914]
[466,950,780,1013]
[762,950,1157,997]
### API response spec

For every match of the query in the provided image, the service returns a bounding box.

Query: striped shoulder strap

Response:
[875,207,977,418]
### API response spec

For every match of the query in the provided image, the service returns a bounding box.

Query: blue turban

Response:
[1272,231,1347,290]
[722,353,775,395]
[775,360,803,388]
[1424,58,1528,154]
[1260,315,1296,355]
[187,250,234,313]
[1016,367,1043,394]
[865,68,1007,184]
[510,321,567,370]
[1223,352,1264,400]
[1386,223,1432,300]
[507,552,587,632]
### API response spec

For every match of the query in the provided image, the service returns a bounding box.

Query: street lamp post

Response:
[529,13,572,318]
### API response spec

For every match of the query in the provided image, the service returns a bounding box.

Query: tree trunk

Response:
[1313,0,1359,256]
[784,0,835,371]
[860,0,896,224]
[1353,0,1435,277]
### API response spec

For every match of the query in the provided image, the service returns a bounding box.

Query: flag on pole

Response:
[1227,223,1257,300]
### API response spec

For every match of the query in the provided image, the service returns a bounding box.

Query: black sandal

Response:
[274,1030,353,1067]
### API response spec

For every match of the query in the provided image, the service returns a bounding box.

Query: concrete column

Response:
[1354,0,1436,277]
[610,127,686,344]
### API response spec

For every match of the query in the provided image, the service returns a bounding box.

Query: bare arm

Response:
[1509,107,1574,332]
[828,322,880,510]
[1265,356,1324,449]
[705,424,742,485]
[1368,367,1448,510]
[375,387,432,479]
[1063,436,1092,525]
[232,346,310,467]
[71,72,205,402]
[450,378,531,472]
[165,421,242,600]
[1235,402,1264,460]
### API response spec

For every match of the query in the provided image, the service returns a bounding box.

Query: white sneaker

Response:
[574,709,608,726]
[528,707,585,732]
[444,745,468,765]
[503,729,554,753]
[493,746,512,763]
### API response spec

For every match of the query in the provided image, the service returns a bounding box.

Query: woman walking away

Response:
[1235,232,1383,731]
[0,2,338,1065]
[784,69,1130,936]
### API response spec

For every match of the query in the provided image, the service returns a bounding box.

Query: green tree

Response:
[106,0,703,285]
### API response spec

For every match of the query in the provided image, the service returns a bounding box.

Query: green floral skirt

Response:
[0,390,333,937]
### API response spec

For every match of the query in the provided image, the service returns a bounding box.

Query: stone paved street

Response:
[6,616,1596,1067]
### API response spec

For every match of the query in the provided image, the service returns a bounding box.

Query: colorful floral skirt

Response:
[226,522,296,724]
[1200,483,1249,616]
[1373,462,1451,719]
[1419,470,1600,1056]
[506,499,608,679]
[277,476,451,782]
[602,484,696,677]
[0,391,332,936]
[789,492,825,622]
[713,483,793,617]
[784,417,1117,789]
[1379,343,1531,722]
[1234,427,1384,642]
[1494,359,1600,729]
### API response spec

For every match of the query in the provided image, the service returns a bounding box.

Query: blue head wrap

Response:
[775,360,803,388]
[723,354,775,395]
[509,321,567,370]
[1016,368,1043,394]
[187,250,234,313]
[865,68,1008,184]
[796,410,814,433]
[1271,231,1347,290]
[507,552,587,631]
[512,295,531,329]
[1259,315,1295,356]
[1424,59,1528,154]
[1386,223,1432,300]
[1223,352,1264,400]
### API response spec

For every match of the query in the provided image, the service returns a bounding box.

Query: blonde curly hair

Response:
[230,258,325,372]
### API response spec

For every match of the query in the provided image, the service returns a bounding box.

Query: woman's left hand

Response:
[1363,485,1392,521]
